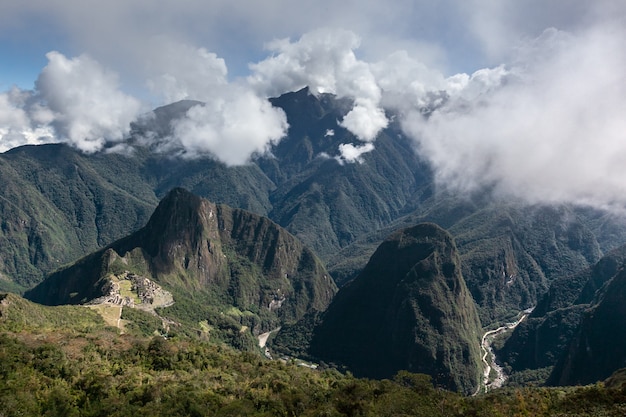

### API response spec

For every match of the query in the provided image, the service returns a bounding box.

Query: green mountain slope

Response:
[0,292,107,333]
[264,88,433,259]
[328,198,606,324]
[309,223,483,394]
[0,144,157,290]
[548,263,626,386]
[497,244,626,385]
[25,188,337,347]
[2,88,626,342]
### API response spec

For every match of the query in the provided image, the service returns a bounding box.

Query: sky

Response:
[1,1,626,210]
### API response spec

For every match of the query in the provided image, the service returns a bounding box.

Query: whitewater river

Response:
[475,308,533,395]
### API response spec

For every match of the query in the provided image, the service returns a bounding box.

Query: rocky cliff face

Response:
[25,188,337,334]
[310,223,483,394]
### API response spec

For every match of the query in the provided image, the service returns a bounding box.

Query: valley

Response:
[476,308,533,394]
[1,88,626,415]
[258,327,280,359]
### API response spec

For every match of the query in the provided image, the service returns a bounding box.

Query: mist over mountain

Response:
[1,87,626,396]
[327,195,614,324]
[3,88,626,326]
[3,17,626,212]
[0,87,434,291]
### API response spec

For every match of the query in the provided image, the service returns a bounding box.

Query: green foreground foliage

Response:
[1,330,626,416]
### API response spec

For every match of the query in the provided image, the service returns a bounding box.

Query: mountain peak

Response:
[25,189,337,339]
[154,187,204,216]
[140,187,213,263]
[310,222,482,394]
[387,222,453,251]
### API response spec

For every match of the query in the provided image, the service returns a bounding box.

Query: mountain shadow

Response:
[497,244,626,385]
[309,223,482,394]
[548,259,626,386]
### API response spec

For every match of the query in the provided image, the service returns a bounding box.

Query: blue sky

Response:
[1,0,626,210]
[1,0,610,90]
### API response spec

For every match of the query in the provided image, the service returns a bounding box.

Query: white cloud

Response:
[35,51,142,152]
[0,90,30,148]
[249,28,388,142]
[168,86,288,165]
[145,39,228,103]
[0,87,53,152]
[371,51,450,110]
[339,100,387,142]
[401,24,626,209]
[0,48,288,164]
[335,142,375,164]
[137,39,289,163]
[370,50,510,117]
[463,0,625,65]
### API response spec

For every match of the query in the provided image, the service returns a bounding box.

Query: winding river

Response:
[475,308,533,395]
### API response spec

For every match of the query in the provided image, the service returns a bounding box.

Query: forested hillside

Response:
[2,292,626,416]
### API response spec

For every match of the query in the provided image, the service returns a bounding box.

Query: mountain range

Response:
[25,188,336,348]
[3,87,626,394]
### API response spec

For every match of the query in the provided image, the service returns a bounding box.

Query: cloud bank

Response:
[141,40,289,165]
[402,24,626,209]
[37,52,142,152]
[0,46,289,164]
[167,87,288,165]
[0,52,141,153]
[1,0,625,210]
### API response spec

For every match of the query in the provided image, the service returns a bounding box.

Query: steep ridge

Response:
[497,244,626,384]
[452,204,602,323]
[309,223,483,394]
[0,144,157,290]
[25,188,337,342]
[263,87,433,259]
[548,262,626,386]
[329,199,605,324]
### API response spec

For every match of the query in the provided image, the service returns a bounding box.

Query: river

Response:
[474,308,533,395]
